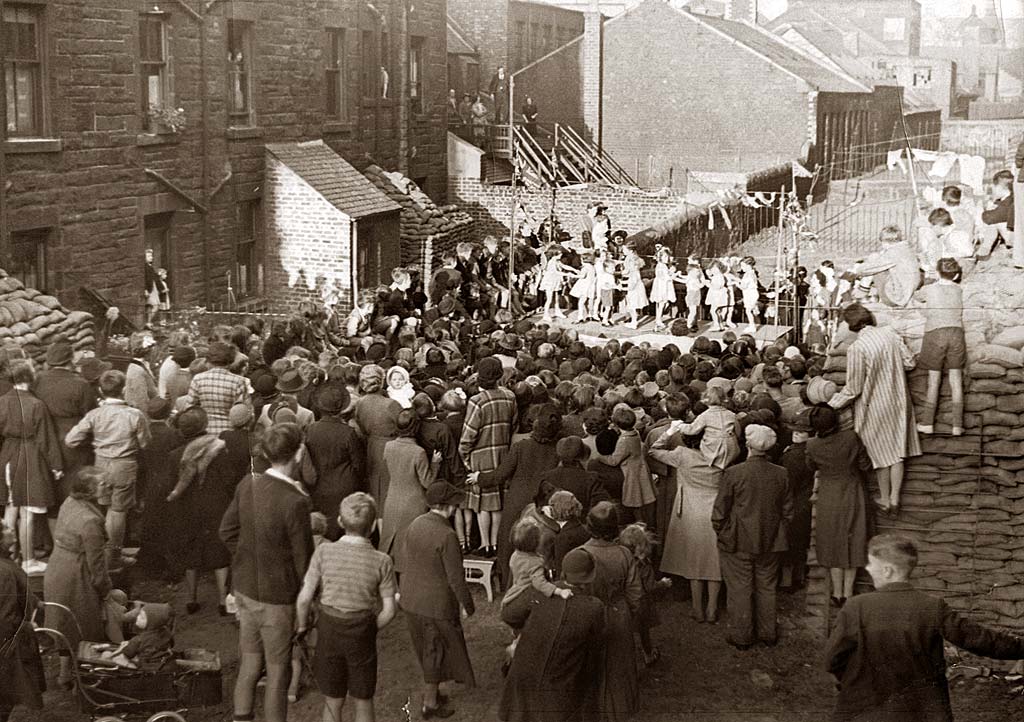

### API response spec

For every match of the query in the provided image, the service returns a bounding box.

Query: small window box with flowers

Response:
[146,105,187,135]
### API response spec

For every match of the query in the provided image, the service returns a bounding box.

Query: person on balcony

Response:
[490,66,509,124]
[522,96,539,136]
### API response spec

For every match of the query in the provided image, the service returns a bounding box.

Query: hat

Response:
[790,407,813,433]
[254,373,278,396]
[476,357,503,384]
[228,403,253,429]
[806,377,838,405]
[556,435,590,463]
[734,378,754,393]
[641,381,660,400]
[46,341,74,367]
[561,548,597,584]
[692,336,713,356]
[276,368,308,394]
[315,385,351,416]
[79,357,112,383]
[437,297,456,316]
[745,424,777,452]
[206,342,236,367]
[707,377,733,394]
[176,407,209,439]
[172,346,197,367]
[273,406,298,425]
[146,397,172,421]
[425,481,466,507]
[499,333,524,352]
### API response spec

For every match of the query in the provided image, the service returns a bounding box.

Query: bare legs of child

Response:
[689,579,722,624]
[184,567,229,614]
[654,302,666,331]
[918,369,964,436]
[541,290,556,322]
[627,308,640,329]
[455,509,472,552]
[709,305,723,332]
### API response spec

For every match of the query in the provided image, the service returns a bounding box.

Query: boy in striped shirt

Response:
[295,492,397,722]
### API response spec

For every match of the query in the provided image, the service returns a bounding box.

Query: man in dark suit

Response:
[712,424,792,649]
[399,481,476,719]
[827,534,1024,722]
[220,423,313,722]
[33,340,97,501]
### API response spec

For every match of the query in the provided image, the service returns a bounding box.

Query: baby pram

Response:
[33,602,222,721]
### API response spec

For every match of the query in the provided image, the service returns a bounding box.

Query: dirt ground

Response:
[13,572,1023,722]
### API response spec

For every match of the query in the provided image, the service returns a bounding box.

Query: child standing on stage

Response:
[738,256,761,334]
[539,246,577,322]
[684,258,705,332]
[622,246,648,329]
[649,245,676,332]
[705,262,729,332]
[570,252,598,323]
[595,257,618,327]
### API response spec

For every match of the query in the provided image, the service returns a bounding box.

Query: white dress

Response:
[740,269,759,309]
[705,274,728,308]
[539,256,563,293]
[624,255,649,311]
[570,261,596,299]
[650,261,676,303]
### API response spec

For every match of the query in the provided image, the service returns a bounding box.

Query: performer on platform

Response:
[705,262,729,333]
[595,257,618,327]
[684,258,705,332]
[649,246,676,332]
[570,252,598,323]
[539,247,578,323]
[622,246,649,330]
[738,257,760,334]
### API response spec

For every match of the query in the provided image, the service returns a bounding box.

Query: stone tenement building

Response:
[0,0,448,318]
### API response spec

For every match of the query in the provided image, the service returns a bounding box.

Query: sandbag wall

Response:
[809,330,1024,637]
[0,269,95,362]
[363,165,474,274]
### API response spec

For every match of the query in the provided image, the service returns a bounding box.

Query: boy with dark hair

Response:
[827,534,1024,722]
[65,369,150,569]
[916,258,966,437]
[295,492,397,722]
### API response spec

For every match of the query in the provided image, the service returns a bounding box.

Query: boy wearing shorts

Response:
[915,258,965,436]
[65,369,150,568]
[295,492,397,722]
[826,534,1024,721]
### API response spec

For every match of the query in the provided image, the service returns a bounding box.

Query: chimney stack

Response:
[582,0,603,147]
[724,0,758,24]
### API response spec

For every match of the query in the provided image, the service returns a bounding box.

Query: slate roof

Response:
[689,12,871,94]
[775,23,882,83]
[265,141,400,220]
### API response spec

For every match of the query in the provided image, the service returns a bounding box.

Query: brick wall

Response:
[512,38,586,131]
[581,11,602,145]
[448,0,509,87]
[448,176,686,240]
[600,1,812,183]
[263,155,352,314]
[0,0,448,322]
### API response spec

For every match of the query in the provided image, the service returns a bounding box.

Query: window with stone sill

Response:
[227,19,254,126]
[360,29,376,98]
[236,199,263,299]
[410,36,425,115]
[3,4,44,138]
[326,28,348,120]
[9,227,48,292]
[140,13,172,133]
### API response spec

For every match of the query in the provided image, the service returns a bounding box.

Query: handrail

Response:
[558,123,637,185]
[512,126,558,185]
[552,136,593,184]
[557,128,619,185]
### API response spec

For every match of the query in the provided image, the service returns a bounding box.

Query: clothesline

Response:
[886,148,987,195]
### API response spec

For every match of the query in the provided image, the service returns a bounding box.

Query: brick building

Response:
[0,0,449,319]
[774,0,923,57]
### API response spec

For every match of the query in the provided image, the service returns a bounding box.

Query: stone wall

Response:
[0,0,449,321]
[447,177,687,240]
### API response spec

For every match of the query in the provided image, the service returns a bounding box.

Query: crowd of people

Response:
[1,158,1024,722]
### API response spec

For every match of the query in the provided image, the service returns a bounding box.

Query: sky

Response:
[759,0,1024,20]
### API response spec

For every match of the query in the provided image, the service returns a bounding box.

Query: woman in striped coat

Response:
[828,303,921,517]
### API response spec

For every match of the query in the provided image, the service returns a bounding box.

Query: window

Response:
[530,23,541,60]
[409,36,424,115]
[542,24,553,54]
[236,200,262,298]
[883,17,906,41]
[139,14,169,130]
[326,28,347,119]
[514,21,526,69]
[227,19,253,124]
[912,66,933,87]
[9,228,48,292]
[380,31,390,99]
[361,30,376,97]
[3,5,43,137]
[144,213,173,300]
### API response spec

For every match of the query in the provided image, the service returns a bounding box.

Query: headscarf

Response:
[386,365,415,408]
[358,364,386,394]
[745,424,777,453]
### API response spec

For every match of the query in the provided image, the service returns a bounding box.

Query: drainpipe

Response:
[199,8,211,305]
[0,0,8,270]
[398,0,409,176]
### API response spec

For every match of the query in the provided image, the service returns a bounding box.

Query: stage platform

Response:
[530,314,793,351]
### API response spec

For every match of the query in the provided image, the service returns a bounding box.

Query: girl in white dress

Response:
[622,246,649,329]
[684,258,705,332]
[705,262,729,332]
[738,256,760,334]
[649,245,676,332]
[595,256,618,326]
[539,247,578,322]
[569,252,597,322]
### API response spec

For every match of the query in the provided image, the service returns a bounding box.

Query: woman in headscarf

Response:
[353,364,400,506]
[583,501,641,722]
[305,385,364,541]
[470,404,562,586]
[380,409,435,563]
[164,406,230,615]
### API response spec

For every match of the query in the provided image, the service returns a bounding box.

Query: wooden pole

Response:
[775,184,785,330]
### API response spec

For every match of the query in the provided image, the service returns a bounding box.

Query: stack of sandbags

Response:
[362,165,474,269]
[807,333,1024,636]
[0,269,94,362]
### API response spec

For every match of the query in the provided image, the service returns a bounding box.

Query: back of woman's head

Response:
[532,403,562,443]
[702,386,727,407]
[548,490,582,522]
